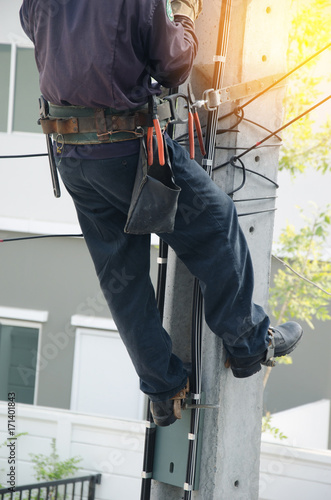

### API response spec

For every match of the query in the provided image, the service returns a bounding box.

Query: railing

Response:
[0,474,102,500]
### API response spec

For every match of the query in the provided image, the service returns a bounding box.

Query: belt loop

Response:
[94,108,109,142]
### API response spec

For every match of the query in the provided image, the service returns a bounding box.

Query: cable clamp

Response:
[145,421,156,429]
[157,257,168,264]
[213,55,226,63]
[142,471,153,479]
[184,483,193,491]
[191,393,201,400]
[202,159,213,167]
[188,433,196,441]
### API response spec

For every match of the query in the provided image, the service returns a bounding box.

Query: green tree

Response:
[267,0,331,371]
[0,438,81,499]
[265,205,331,386]
[279,0,331,176]
[30,438,81,482]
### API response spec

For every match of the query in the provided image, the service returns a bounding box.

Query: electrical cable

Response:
[6,88,324,244]
[184,2,232,499]
[215,93,331,170]
[215,144,282,151]
[241,117,282,141]
[216,155,279,196]
[227,157,246,196]
[0,234,83,243]
[240,41,331,111]
[0,153,47,159]
[272,254,331,296]
[3,40,331,164]
[217,107,244,134]
[236,165,279,188]
[217,41,331,127]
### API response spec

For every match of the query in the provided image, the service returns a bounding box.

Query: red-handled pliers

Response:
[147,96,165,166]
[188,83,206,159]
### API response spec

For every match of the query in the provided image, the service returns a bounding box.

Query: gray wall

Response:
[0,231,158,409]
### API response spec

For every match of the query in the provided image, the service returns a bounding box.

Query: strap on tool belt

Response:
[38,98,172,143]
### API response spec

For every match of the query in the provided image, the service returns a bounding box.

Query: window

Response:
[0,321,40,404]
[13,47,41,133]
[0,307,48,405]
[0,43,41,134]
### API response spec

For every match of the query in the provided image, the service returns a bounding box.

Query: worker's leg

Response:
[159,137,270,360]
[57,152,187,401]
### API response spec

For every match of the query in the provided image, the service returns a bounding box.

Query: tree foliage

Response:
[262,412,288,441]
[270,205,331,330]
[279,0,331,175]
[30,438,81,482]
[269,0,331,350]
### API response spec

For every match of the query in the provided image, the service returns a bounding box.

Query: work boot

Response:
[226,321,303,378]
[150,379,189,427]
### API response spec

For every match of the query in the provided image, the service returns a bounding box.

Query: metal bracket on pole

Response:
[201,73,286,111]
[183,403,220,410]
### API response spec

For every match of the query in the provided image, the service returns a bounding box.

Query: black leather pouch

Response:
[124,137,181,234]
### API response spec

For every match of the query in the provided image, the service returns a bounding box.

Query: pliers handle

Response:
[163,88,206,159]
[187,83,206,159]
[147,96,165,166]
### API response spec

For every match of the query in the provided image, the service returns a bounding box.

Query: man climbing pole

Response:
[20,0,303,428]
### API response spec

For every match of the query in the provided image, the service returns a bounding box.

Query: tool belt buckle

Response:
[134,126,145,138]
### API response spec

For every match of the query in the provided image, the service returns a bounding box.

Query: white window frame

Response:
[7,42,17,133]
[0,306,48,405]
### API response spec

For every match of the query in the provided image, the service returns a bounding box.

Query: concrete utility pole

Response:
[151,1,291,499]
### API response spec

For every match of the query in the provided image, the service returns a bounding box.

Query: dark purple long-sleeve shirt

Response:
[20,0,198,110]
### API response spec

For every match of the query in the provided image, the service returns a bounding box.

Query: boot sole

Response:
[152,412,178,427]
[231,361,262,378]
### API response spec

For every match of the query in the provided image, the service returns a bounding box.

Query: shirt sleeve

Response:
[19,1,34,42]
[145,0,198,88]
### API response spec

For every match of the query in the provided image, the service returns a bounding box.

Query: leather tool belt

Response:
[38,99,172,145]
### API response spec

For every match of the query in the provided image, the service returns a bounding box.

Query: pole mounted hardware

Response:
[201,73,286,111]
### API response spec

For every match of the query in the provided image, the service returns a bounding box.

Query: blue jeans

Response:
[57,137,270,401]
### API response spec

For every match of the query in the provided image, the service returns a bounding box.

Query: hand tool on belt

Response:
[187,83,206,159]
[146,95,165,167]
[38,95,61,198]
[38,96,172,198]
[38,99,172,144]
[164,84,206,160]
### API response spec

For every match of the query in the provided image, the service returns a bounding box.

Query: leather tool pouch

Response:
[124,137,181,234]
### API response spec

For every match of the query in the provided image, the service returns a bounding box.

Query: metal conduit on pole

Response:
[204,0,232,163]
[183,2,232,499]
[140,239,169,500]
